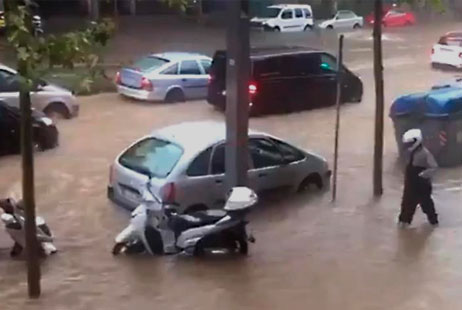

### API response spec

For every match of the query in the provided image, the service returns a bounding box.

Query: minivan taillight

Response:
[249,82,257,95]
[141,77,153,91]
[115,72,121,84]
[161,183,176,203]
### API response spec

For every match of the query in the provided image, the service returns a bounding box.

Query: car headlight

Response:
[41,117,53,126]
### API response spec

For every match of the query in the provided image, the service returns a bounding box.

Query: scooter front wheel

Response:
[112,243,125,256]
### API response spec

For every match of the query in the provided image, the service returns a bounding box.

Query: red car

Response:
[366,9,416,27]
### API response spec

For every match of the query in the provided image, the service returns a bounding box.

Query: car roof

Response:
[0,63,16,73]
[151,52,210,62]
[269,4,311,9]
[251,46,321,59]
[151,121,263,153]
[444,31,462,38]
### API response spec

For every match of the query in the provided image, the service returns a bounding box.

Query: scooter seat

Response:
[169,210,227,237]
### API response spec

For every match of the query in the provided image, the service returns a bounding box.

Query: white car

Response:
[0,64,79,118]
[108,121,331,213]
[318,10,364,30]
[431,32,462,69]
[250,4,314,32]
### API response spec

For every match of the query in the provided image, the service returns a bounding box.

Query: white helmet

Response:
[402,128,423,151]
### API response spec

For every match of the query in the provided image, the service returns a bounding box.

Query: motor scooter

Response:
[0,198,56,257]
[112,175,256,256]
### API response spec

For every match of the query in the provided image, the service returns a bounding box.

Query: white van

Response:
[250,4,314,32]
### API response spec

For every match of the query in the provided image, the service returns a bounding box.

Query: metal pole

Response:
[373,0,385,196]
[19,70,41,299]
[225,0,250,189]
[332,34,344,202]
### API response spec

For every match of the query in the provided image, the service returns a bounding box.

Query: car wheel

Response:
[184,204,208,214]
[327,25,334,30]
[405,20,412,26]
[165,89,185,103]
[273,27,281,32]
[44,102,70,120]
[353,23,361,29]
[303,25,312,31]
[297,173,323,193]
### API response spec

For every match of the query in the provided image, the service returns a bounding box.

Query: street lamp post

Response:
[225,0,250,189]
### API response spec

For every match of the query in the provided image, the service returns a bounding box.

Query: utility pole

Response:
[225,0,250,189]
[373,0,385,196]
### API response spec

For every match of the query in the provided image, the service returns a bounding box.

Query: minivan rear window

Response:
[119,138,183,178]
[132,56,169,72]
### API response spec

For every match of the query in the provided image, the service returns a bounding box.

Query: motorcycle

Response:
[0,198,57,257]
[112,175,256,256]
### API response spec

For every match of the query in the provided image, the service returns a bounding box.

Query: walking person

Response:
[399,129,439,227]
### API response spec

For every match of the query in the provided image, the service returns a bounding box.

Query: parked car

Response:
[365,4,395,25]
[107,121,331,212]
[207,46,363,116]
[250,4,314,32]
[367,9,415,27]
[0,64,79,119]
[431,32,462,69]
[318,10,363,30]
[116,52,212,103]
[0,101,58,156]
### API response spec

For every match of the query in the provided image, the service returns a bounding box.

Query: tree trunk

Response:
[19,78,41,298]
[373,0,384,196]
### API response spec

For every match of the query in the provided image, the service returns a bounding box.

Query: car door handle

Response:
[215,179,223,184]
[258,173,267,178]
[182,78,188,82]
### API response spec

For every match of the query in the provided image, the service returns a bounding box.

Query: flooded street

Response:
[1,22,462,309]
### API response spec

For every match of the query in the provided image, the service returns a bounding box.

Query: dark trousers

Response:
[399,183,438,224]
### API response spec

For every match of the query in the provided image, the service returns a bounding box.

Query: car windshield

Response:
[119,137,183,178]
[258,7,281,18]
[132,56,169,72]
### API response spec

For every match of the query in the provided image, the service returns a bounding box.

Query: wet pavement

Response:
[1,22,462,309]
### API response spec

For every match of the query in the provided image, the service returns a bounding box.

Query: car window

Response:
[0,70,20,92]
[211,144,225,175]
[281,9,293,20]
[187,147,212,177]
[295,9,303,18]
[161,63,178,75]
[180,60,202,75]
[249,138,284,169]
[303,8,312,18]
[200,60,212,74]
[320,53,338,74]
[271,138,305,163]
[133,56,169,72]
[119,138,183,178]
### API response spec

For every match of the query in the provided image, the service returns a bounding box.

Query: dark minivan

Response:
[207,47,363,115]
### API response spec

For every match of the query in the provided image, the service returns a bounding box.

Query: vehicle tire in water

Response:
[44,102,70,119]
[274,27,281,32]
[304,25,312,31]
[165,89,185,103]
[298,173,323,193]
[353,23,361,29]
[237,238,248,255]
[327,25,334,30]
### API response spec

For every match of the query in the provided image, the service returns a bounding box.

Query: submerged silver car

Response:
[318,10,364,30]
[116,52,212,103]
[108,121,331,213]
[0,64,79,118]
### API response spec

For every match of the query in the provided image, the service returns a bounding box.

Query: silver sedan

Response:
[0,64,79,118]
[116,52,212,103]
[108,121,331,213]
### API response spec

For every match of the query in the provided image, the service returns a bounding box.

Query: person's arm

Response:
[419,149,438,179]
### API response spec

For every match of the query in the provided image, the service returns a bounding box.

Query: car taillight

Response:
[141,77,153,91]
[459,52,462,59]
[115,72,121,84]
[208,74,214,85]
[161,183,176,203]
[249,82,257,95]
[109,164,115,185]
